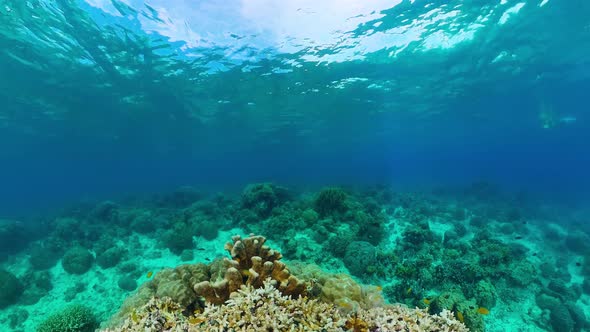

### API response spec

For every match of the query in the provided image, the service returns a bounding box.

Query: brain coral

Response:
[0,269,23,308]
[62,247,94,275]
[343,241,376,276]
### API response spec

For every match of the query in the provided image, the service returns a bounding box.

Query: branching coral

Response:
[194,234,307,304]
[102,297,188,332]
[354,306,467,332]
[104,280,468,332]
[37,304,98,332]
[105,234,468,332]
[195,279,346,331]
[315,187,348,217]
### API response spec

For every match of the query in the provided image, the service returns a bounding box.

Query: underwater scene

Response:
[1,0,590,331]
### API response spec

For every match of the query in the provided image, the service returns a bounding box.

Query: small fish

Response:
[423,298,431,305]
[478,307,490,315]
[406,287,412,295]
[559,116,577,124]
[576,262,581,267]
[205,258,211,261]
[456,311,464,323]
[532,253,538,256]
[196,248,206,251]
[376,285,383,291]
[515,235,523,240]
[188,317,206,325]
[146,271,153,278]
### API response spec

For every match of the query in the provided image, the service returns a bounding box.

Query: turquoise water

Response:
[0,1,589,331]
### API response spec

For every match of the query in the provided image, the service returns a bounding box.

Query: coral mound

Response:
[194,234,306,304]
[103,279,468,332]
[104,234,468,332]
[37,304,98,332]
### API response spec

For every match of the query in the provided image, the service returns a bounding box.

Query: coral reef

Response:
[196,280,345,331]
[0,269,23,308]
[28,240,63,270]
[353,305,467,332]
[320,273,385,312]
[194,234,306,304]
[37,304,98,332]
[102,297,187,332]
[97,246,126,269]
[314,187,348,217]
[343,241,376,276]
[62,246,95,275]
[104,280,468,332]
[117,276,137,292]
[240,183,290,218]
[106,263,209,328]
[4,183,590,332]
[161,221,196,255]
[104,234,468,332]
[0,219,33,259]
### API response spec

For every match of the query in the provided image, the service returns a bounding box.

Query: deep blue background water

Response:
[0,0,589,216]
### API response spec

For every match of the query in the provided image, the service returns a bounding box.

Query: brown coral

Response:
[102,297,188,332]
[195,279,346,331]
[103,280,468,332]
[194,234,307,304]
[106,263,209,328]
[104,234,468,332]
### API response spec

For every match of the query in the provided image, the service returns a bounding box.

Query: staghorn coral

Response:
[195,279,346,331]
[103,279,468,332]
[102,297,188,332]
[352,306,468,332]
[104,233,468,332]
[37,304,98,332]
[194,234,307,304]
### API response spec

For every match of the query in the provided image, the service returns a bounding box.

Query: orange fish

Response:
[478,307,490,315]
[146,271,153,278]
[423,298,431,305]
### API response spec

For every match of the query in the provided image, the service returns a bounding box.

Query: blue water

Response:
[1,0,589,215]
[1,1,590,331]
